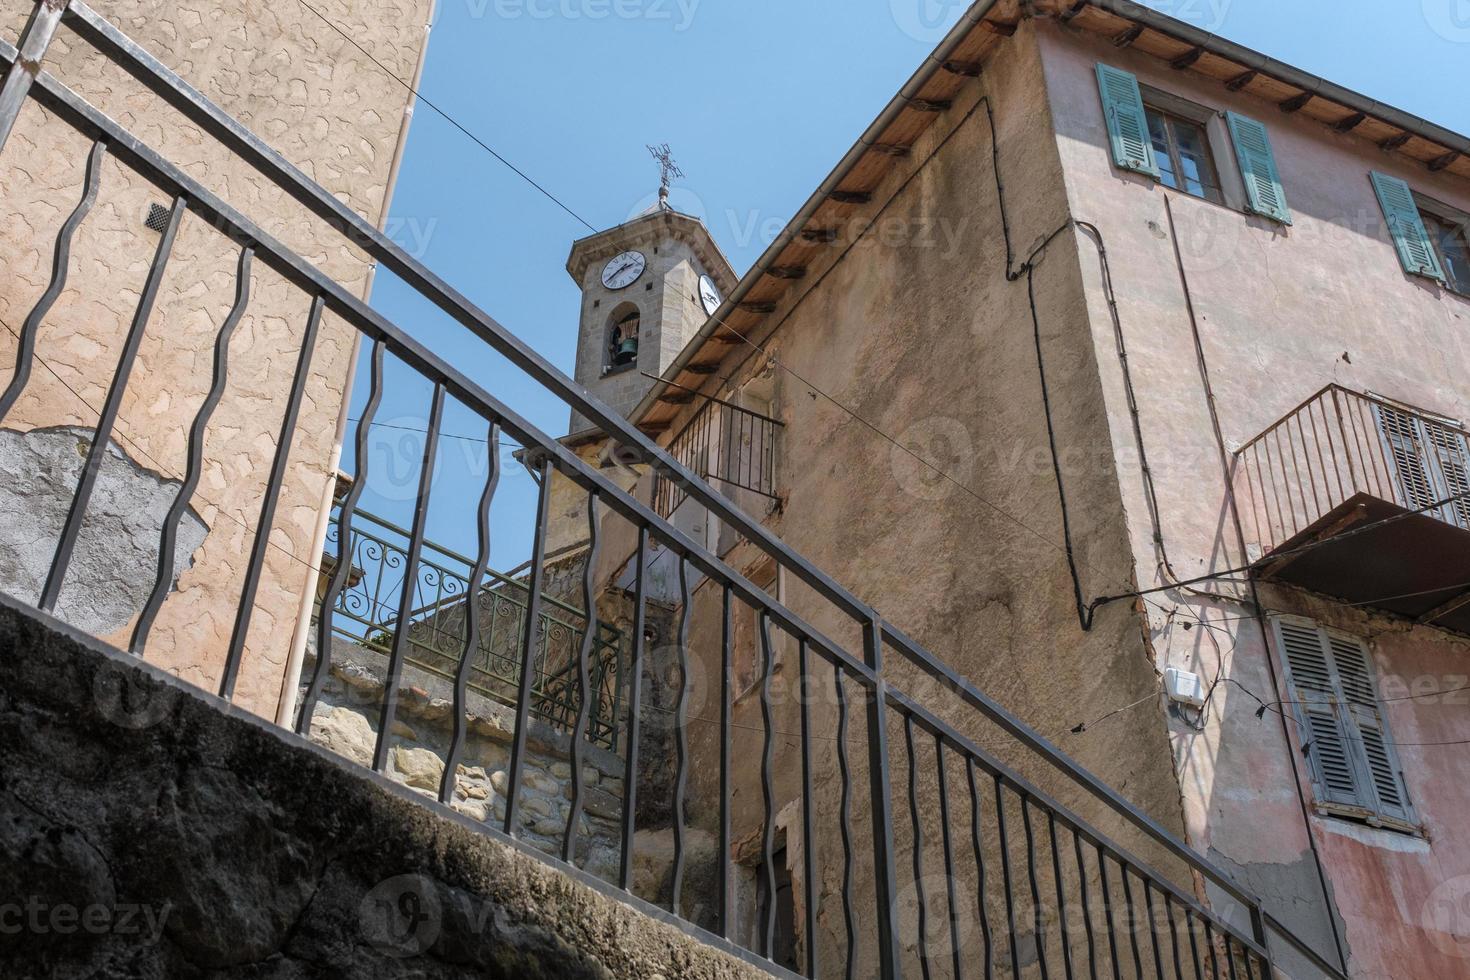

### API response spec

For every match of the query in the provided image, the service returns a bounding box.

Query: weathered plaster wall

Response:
[1041,16,1470,976]
[0,0,430,720]
[617,22,1192,974]
[0,592,771,979]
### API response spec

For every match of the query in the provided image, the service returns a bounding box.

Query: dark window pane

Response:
[1424,211,1470,294]
[1171,117,1223,203]
[1145,108,1178,190]
[1145,105,1222,204]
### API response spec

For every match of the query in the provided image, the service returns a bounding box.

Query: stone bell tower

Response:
[564,205,736,437]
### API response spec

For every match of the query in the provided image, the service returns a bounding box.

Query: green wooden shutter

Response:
[1276,619,1362,808]
[1424,421,1470,528]
[1225,112,1292,224]
[1370,171,1446,281]
[1329,635,1413,826]
[1095,63,1158,178]
[1373,402,1440,512]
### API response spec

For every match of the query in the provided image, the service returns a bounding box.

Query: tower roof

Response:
[565,208,736,293]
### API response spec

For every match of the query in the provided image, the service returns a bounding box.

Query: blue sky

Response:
[352,0,1470,570]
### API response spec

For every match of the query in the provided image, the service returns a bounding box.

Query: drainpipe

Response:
[276,1,437,727]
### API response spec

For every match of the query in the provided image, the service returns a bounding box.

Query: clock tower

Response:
[564,206,736,437]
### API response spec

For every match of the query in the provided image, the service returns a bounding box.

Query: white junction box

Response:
[1164,667,1206,707]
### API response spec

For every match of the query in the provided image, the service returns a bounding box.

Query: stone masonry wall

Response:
[0,591,770,979]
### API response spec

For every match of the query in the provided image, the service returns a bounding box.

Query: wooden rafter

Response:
[1225,69,1257,91]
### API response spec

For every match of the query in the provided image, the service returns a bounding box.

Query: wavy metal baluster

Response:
[617,528,647,891]
[1073,829,1099,980]
[906,713,932,979]
[718,582,733,936]
[671,557,691,911]
[1020,796,1050,980]
[1046,812,1075,980]
[220,293,324,699]
[758,608,777,959]
[1118,861,1145,978]
[439,421,499,803]
[968,761,995,980]
[504,453,552,838]
[297,338,385,734]
[372,382,445,771]
[1096,844,1123,980]
[1163,893,1185,980]
[797,637,817,978]
[1143,879,1166,980]
[934,737,962,980]
[1183,907,1203,980]
[41,194,187,613]
[130,244,252,655]
[563,490,602,863]
[835,667,857,980]
[0,139,105,424]
[994,776,1021,980]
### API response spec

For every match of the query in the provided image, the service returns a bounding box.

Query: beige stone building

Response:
[0,0,431,720]
[556,2,1470,977]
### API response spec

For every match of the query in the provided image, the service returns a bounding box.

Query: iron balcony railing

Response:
[654,394,781,518]
[1235,383,1470,555]
[0,4,1347,978]
[314,506,625,750]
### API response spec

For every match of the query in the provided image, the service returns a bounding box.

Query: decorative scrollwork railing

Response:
[314,506,625,750]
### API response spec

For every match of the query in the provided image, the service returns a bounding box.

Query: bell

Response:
[614,336,638,364]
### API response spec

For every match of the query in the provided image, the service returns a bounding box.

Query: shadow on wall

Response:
[0,425,207,635]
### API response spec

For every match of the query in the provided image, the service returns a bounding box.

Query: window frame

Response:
[1413,192,1470,297]
[1271,615,1420,835]
[1142,102,1225,205]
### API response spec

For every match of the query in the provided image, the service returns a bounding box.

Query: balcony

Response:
[1235,385,1470,630]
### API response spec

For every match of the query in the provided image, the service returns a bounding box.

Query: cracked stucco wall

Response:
[0,0,431,719]
[0,424,207,636]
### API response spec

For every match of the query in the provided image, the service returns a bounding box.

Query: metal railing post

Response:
[0,0,64,154]
[863,616,902,980]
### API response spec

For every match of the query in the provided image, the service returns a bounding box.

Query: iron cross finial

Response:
[647,143,684,210]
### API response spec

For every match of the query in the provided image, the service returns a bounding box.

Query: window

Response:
[1421,207,1470,295]
[1095,63,1291,222]
[1273,617,1415,831]
[1145,106,1222,204]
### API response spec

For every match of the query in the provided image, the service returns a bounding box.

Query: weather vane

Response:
[647,143,684,211]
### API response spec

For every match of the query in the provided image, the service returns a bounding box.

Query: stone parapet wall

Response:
[0,592,770,979]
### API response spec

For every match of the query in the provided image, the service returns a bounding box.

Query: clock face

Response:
[601,250,646,290]
[698,274,723,316]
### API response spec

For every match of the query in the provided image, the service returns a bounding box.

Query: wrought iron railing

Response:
[1235,383,1470,555]
[0,4,1348,977]
[314,506,625,750]
[654,394,781,517]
